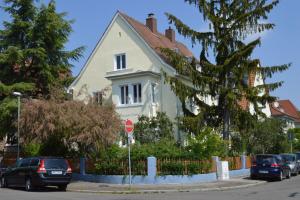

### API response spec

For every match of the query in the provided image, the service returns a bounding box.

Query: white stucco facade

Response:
[69,12,180,128]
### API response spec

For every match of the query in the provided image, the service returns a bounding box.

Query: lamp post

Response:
[13,92,22,161]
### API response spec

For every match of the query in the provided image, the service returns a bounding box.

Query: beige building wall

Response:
[70,14,179,128]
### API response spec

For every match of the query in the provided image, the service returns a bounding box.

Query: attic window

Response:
[115,54,126,70]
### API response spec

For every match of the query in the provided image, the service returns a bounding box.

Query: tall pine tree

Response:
[0,0,83,139]
[161,0,290,140]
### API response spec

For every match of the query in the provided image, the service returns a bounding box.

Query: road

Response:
[1,176,300,200]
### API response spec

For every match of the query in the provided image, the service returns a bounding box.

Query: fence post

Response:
[147,156,157,177]
[241,155,246,169]
[80,157,86,175]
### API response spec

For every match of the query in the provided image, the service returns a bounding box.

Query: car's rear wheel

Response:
[25,178,33,192]
[286,170,291,179]
[0,177,7,188]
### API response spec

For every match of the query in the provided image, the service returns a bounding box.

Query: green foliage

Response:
[0,82,35,139]
[23,143,41,157]
[161,0,289,140]
[161,162,184,175]
[235,118,289,154]
[0,0,83,142]
[186,128,227,159]
[134,112,174,144]
[95,161,124,175]
[290,128,300,151]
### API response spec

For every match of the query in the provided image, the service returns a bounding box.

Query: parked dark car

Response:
[250,154,291,181]
[280,154,299,176]
[0,157,72,191]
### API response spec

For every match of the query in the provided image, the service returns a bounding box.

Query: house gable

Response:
[69,11,178,97]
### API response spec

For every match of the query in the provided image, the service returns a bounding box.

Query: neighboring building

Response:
[270,100,300,130]
[69,11,271,140]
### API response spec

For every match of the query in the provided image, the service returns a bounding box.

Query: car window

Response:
[30,158,39,167]
[281,155,295,162]
[275,156,282,164]
[20,158,30,167]
[256,156,275,164]
[44,159,67,169]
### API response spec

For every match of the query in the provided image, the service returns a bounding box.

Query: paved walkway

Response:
[67,177,266,194]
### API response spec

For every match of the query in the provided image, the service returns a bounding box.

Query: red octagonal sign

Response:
[125,119,134,134]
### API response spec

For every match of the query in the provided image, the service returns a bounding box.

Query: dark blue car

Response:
[250,154,291,181]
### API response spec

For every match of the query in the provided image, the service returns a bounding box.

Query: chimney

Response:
[146,13,157,33]
[165,27,175,43]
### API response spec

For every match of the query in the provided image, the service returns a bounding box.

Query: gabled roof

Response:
[118,12,193,61]
[270,100,300,123]
[69,11,193,89]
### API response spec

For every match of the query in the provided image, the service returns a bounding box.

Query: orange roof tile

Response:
[119,12,193,62]
[270,100,300,123]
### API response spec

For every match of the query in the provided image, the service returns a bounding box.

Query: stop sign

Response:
[125,119,134,134]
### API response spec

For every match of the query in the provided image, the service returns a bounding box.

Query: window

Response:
[133,84,142,103]
[120,85,129,105]
[119,84,143,105]
[30,159,40,167]
[151,83,156,103]
[93,91,103,105]
[20,158,30,167]
[115,54,126,70]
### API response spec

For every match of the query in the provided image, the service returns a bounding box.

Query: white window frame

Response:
[151,83,157,104]
[114,53,126,71]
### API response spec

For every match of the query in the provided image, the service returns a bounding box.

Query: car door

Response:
[17,158,31,186]
[278,157,289,176]
[5,160,21,186]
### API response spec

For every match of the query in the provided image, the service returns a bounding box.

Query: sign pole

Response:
[128,134,132,187]
[124,119,134,187]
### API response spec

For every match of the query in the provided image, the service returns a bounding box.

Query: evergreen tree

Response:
[161,0,289,140]
[0,0,83,139]
[0,0,83,96]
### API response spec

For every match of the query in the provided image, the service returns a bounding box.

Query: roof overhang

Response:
[105,70,160,80]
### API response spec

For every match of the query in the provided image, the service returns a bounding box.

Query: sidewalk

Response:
[67,177,266,194]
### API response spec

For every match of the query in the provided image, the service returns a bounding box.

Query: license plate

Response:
[51,171,63,175]
[259,170,268,174]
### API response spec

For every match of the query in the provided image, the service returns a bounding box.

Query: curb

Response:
[67,181,266,194]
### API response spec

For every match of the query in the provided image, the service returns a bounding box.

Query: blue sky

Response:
[0,0,299,108]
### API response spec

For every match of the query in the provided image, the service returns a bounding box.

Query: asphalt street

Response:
[1,176,300,200]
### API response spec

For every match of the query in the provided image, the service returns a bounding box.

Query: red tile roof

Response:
[119,12,193,62]
[270,100,300,123]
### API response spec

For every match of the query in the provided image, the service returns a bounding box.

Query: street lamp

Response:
[13,91,22,161]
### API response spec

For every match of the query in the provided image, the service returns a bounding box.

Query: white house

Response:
[69,12,193,125]
[69,11,271,140]
[270,100,300,131]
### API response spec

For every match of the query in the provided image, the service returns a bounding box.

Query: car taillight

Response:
[37,159,46,173]
[271,163,280,167]
[66,160,72,173]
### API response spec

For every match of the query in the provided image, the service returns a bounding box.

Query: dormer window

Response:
[115,54,126,70]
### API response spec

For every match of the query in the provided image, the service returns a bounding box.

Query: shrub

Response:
[134,112,174,144]
[161,162,184,175]
[23,143,41,156]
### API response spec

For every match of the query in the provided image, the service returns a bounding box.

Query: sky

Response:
[0,0,299,108]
